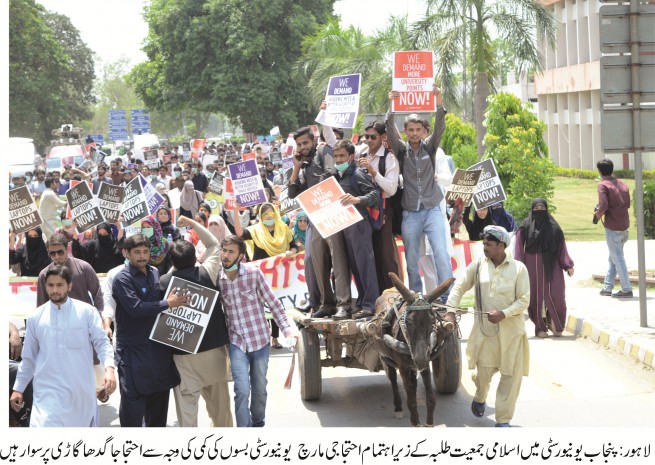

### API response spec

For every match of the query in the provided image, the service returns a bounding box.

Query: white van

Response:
[8,137,36,178]
[46,145,86,171]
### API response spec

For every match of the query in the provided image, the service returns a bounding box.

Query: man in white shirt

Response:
[10,265,116,427]
[356,120,402,293]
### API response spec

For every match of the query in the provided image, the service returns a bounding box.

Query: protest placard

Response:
[97,182,125,223]
[392,51,436,113]
[283,133,296,156]
[281,156,294,172]
[150,277,219,354]
[9,186,42,233]
[121,176,150,226]
[445,169,483,207]
[138,174,165,215]
[208,172,224,196]
[242,152,256,161]
[144,148,161,170]
[191,139,205,160]
[468,158,507,211]
[295,177,363,239]
[65,181,105,232]
[279,186,300,215]
[227,159,267,207]
[315,73,362,129]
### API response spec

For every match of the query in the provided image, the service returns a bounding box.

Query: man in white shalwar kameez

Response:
[10,265,116,427]
[445,225,530,427]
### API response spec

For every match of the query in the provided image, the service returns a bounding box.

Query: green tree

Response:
[411,0,556,159]
[441,113,478,169]
[484,92,554,221]
[295,16,413,115]
[9,0,95,150]
[129,0,335,136]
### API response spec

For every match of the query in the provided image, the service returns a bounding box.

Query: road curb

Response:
[566,314,655,370]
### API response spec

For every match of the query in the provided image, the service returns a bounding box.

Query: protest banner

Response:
[242,151,256,161]
[227,159,267,207]
[279,186,300,215]
[445,169,483,207]
[190,139,205,161]
[65,181,105,232]
[150,277,219,354]
[181,141,191,159]
[295,176,363,239]
[97,182,125,223]
[138,173,165,215]
[9,186,42,234]
[392,51,436,113]
[144,148,161,170]
[64,180,93,218]
[315,73,362,129]
[270,150,282,163]
[468,158,508,211]
[270,126,280,137]
[121,176,150,226]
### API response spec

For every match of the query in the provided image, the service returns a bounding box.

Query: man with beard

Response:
[287,126,350,318]
[11,265,115,426]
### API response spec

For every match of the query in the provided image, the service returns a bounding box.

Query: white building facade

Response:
[535,0,654,170]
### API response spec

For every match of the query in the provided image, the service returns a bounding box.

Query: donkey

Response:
[375,273,456,426]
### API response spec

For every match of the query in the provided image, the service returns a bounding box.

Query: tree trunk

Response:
[474,71,490,160]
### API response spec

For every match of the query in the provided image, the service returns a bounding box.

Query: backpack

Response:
[349,167,385,231]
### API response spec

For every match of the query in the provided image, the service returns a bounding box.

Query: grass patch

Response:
[550,177,638,241]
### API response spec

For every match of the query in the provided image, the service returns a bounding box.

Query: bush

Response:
[441,113,478,169]
[555,166,655,180]
[484,93,555,221]
[639,180,655,239]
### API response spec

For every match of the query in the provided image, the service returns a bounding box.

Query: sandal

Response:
[272,342,283,349]
[471,400,486,417]
[96,388,110,403]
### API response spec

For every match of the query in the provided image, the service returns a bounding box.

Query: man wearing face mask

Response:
[331,140,380,319]
[287,126,342,318]
[218,235,297,427]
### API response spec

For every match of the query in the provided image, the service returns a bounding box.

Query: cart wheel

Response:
[433,332,461,394]
[298,327,322,401]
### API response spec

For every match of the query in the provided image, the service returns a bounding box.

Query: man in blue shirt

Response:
[112,234,191,427]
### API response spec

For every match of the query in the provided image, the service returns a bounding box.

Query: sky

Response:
[36,0,426,70]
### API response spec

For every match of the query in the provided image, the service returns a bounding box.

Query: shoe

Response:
[495,423,511,427]
[536,331,548,338]
[312,307,335,318]
[352,309,375,320]
[471,400,485,417]
[272,343,283,349]
[333,307,351,320]
[296,300,313,313]
[96,388,109,403]
[612,290,633,298]
[599,289,612,296]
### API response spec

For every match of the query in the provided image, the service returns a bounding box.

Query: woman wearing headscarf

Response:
[207,214,230,244]
[233,202,297,348]
[156,205,181,242]
[515,198,574,338]
[292,210,309,252]
[141,215,172,275]
[71,222,125,274]
[9,227,51,277]
[220,203,253,236]
[489,202,517,232]
[179,180,203,219]
[463,205,495,241]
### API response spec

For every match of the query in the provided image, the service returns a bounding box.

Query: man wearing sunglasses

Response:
[35,233,107,407]
[357,121,402,293]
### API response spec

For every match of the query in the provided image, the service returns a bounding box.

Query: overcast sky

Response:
[36,0,425,70]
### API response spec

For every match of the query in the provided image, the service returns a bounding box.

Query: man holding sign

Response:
[386,82,453,298]
[159,216,233,427]
[112,234,191,427]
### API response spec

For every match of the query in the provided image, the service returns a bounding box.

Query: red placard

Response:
[391,51,435,113]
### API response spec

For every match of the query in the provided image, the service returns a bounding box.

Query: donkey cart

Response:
[289,275,462,426]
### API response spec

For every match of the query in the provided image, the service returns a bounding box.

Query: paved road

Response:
[99,313,655,428]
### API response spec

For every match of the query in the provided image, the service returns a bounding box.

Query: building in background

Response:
[535,0,654,171]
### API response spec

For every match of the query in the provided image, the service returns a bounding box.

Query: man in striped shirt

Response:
[218,235,297,427]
